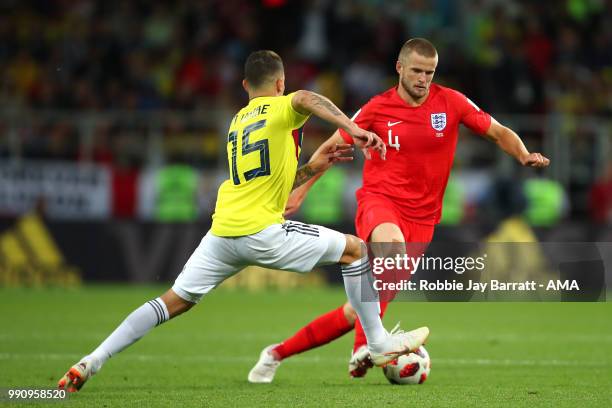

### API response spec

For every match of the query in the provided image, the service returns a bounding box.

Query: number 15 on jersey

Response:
[228,119,271,185]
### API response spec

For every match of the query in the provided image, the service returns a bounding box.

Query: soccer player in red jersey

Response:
[248,38,550,383]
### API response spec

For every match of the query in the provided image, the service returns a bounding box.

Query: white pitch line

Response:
[435,333,612,342]
[1,333,612,342]
[0,353,609,367]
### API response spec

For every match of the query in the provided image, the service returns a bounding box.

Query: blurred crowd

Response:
[0,0,611,223]
[1,0,610,114]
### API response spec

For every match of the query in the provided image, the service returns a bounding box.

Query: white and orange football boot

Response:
[57,359,96,392]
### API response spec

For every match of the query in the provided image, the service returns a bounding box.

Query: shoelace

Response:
[388,322,405,336]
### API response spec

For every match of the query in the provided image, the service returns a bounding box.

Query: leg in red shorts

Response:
[259,195,433,379]
[352,215,434,354]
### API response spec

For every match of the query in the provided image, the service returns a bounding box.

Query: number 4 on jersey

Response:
[388,129,400,151]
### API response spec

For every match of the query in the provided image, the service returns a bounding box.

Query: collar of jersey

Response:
[249,95,274,102]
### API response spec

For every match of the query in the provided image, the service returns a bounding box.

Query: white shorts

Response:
[172,221,347,303]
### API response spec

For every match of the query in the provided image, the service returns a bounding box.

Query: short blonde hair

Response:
[398,38,438,61]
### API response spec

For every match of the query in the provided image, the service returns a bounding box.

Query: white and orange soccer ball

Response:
[382,346,431,385]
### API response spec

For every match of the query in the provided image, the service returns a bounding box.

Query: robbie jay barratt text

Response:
[372,279,580,292]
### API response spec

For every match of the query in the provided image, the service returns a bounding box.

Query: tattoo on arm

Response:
[292,164,317,189]
[308,92,342,117]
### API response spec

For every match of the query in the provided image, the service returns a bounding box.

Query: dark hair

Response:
[399,38,438,60]
[244,50,284,88]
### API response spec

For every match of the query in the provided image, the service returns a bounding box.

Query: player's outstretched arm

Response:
[286,131,346,216]
[291,139,352,190]
[291,90,386,159]
[485,118,550,167]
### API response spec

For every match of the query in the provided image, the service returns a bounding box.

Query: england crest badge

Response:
[431,113,446,131]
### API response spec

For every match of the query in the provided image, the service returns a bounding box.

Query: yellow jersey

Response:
[211,93,309,236]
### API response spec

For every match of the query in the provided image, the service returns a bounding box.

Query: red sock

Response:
[273,306,353,360]
[353,301,389,352]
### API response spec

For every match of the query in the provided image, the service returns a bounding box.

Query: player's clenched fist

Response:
[521,152,550,168]
[347,125,386,160]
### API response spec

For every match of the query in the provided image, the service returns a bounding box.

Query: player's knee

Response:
[161,289,195,318]
[340,234,366,264]
[371,222,403,242]
[342,302,357,325]
[371,236,406,259]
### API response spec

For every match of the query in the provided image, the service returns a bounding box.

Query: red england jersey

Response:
[339,84,492,225]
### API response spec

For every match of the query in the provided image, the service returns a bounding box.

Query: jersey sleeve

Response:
[283,92,311,129]
[338,100,376,144]
[450,90,492,135]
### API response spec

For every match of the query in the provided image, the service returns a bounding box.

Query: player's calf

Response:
[57,289,194,392]
[340,234,388,346]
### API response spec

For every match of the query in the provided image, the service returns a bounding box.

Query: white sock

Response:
[341,256,387,345]
[84,297,169,373]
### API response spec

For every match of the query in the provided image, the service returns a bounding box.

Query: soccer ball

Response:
[382,346,431,385]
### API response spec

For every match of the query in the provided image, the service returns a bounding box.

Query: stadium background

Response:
[0,0,610,285]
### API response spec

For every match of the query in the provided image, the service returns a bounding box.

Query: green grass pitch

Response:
[1,285,611,407]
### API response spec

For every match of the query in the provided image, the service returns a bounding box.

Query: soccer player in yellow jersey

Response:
[58,50,429,391]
